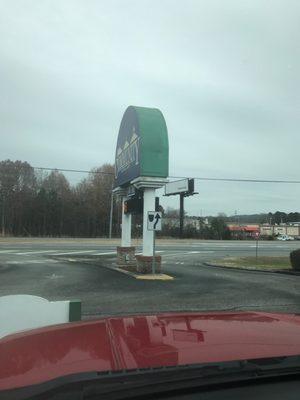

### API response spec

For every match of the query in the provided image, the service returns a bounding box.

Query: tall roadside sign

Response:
[165,178,194,196]
[164,178,197,238]
[114,106,169,187]
[113,106,169,273]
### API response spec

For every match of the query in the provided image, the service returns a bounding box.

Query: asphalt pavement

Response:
[0,238,299,316]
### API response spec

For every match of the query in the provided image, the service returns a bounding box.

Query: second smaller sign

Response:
[147,212,162,231]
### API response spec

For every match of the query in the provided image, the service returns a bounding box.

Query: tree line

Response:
[222,212,300,225]
[0,159,119,237]
[161,210,231,240]
[0,159,231,239]
[1,159,298,238]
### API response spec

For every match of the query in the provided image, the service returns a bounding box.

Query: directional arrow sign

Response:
[147,211,162,231]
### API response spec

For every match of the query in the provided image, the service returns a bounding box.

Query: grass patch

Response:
[210,256,291,270]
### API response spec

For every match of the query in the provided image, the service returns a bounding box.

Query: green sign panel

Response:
[115,106,169,187]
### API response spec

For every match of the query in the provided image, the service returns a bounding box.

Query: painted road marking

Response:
[135,251,164,255]
[6,260,58,265]
[45,273,64,279]
[135,273,174,281]
[6,259,58,264]
[92,251,116,256]
[16,250,59,255]
[163,251,215,257]
[188,251,215,254]
[6,261,28,264]
[50,250,97,256]
[114,267,174,280]
[0,250,19,253]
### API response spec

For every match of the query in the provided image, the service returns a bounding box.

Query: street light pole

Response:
[108,185,113,239]
[1,195,5,237]
[179,193,184,238]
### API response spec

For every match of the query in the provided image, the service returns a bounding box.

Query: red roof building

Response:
[227,224,260,239]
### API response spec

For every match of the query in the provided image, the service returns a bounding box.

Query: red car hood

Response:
[1,311,300,391]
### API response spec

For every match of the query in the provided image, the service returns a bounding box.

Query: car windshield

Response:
[0,0,300,398]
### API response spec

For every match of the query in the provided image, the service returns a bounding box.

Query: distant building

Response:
[227,224,259,239]
[227,222,300,239]
[163,216,205,231]
[260,223,300,237]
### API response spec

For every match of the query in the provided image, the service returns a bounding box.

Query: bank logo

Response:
[115,126,140,178]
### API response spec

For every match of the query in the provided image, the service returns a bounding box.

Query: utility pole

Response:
[1,195,5,237]
[179,193,184,238]
[235,210,239,226]
[108,185,114,239]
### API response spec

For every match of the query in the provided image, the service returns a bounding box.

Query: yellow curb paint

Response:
[114,268,174,280]
[135,274,174,281]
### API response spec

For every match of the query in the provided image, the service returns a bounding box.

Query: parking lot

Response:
[0,238,299,316]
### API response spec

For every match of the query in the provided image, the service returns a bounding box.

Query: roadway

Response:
[0,238,299,316]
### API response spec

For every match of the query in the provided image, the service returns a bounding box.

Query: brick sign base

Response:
[116,246,136,269]
[136,255,162,274]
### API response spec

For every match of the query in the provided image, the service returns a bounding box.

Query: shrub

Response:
[267,235,276,241]
[290,249,300,270]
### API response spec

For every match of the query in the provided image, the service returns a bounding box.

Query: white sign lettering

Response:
[115,129,140,178]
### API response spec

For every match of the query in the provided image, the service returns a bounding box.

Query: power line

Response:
[169,175,300,184]
[33,166,114,176]
[32,166,300,184]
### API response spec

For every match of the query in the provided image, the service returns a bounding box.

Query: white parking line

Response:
[16,250,59,255]
[135,251,164,255]
[92,251,116,256]
[50,250,97,256]
[0,250,19,253]
[188,251,215,254]
[45,273,64,279]
[162,251,215,257]
[6,259,58,264]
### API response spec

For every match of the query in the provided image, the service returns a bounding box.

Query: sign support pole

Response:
[152,230,156,274]
[179,193,184,238]
[142,188,156,256]
[121,197,131,247]
[108,184,113,239]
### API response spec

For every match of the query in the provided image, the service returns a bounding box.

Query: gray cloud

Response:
[0,0,299,215]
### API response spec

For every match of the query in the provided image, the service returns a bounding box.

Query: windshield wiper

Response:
[4,355,300,400]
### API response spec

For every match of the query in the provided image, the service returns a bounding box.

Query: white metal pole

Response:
[142,188,156,256]
[152,230,156,274]
[121,197,131,247]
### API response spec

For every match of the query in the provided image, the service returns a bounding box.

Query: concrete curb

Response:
[54,255,174,280]
[204,262,300,276]
[114,267,174,280]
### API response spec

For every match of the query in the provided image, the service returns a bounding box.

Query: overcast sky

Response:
[0,0,299,216]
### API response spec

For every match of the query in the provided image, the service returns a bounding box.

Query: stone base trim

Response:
[117,246,136,268]
[136,254,162,274]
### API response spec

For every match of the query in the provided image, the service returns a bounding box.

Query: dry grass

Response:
[210,256,291,270]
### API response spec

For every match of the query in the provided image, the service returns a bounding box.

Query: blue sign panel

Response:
[115,106,141,187]
[114,105,169,187]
